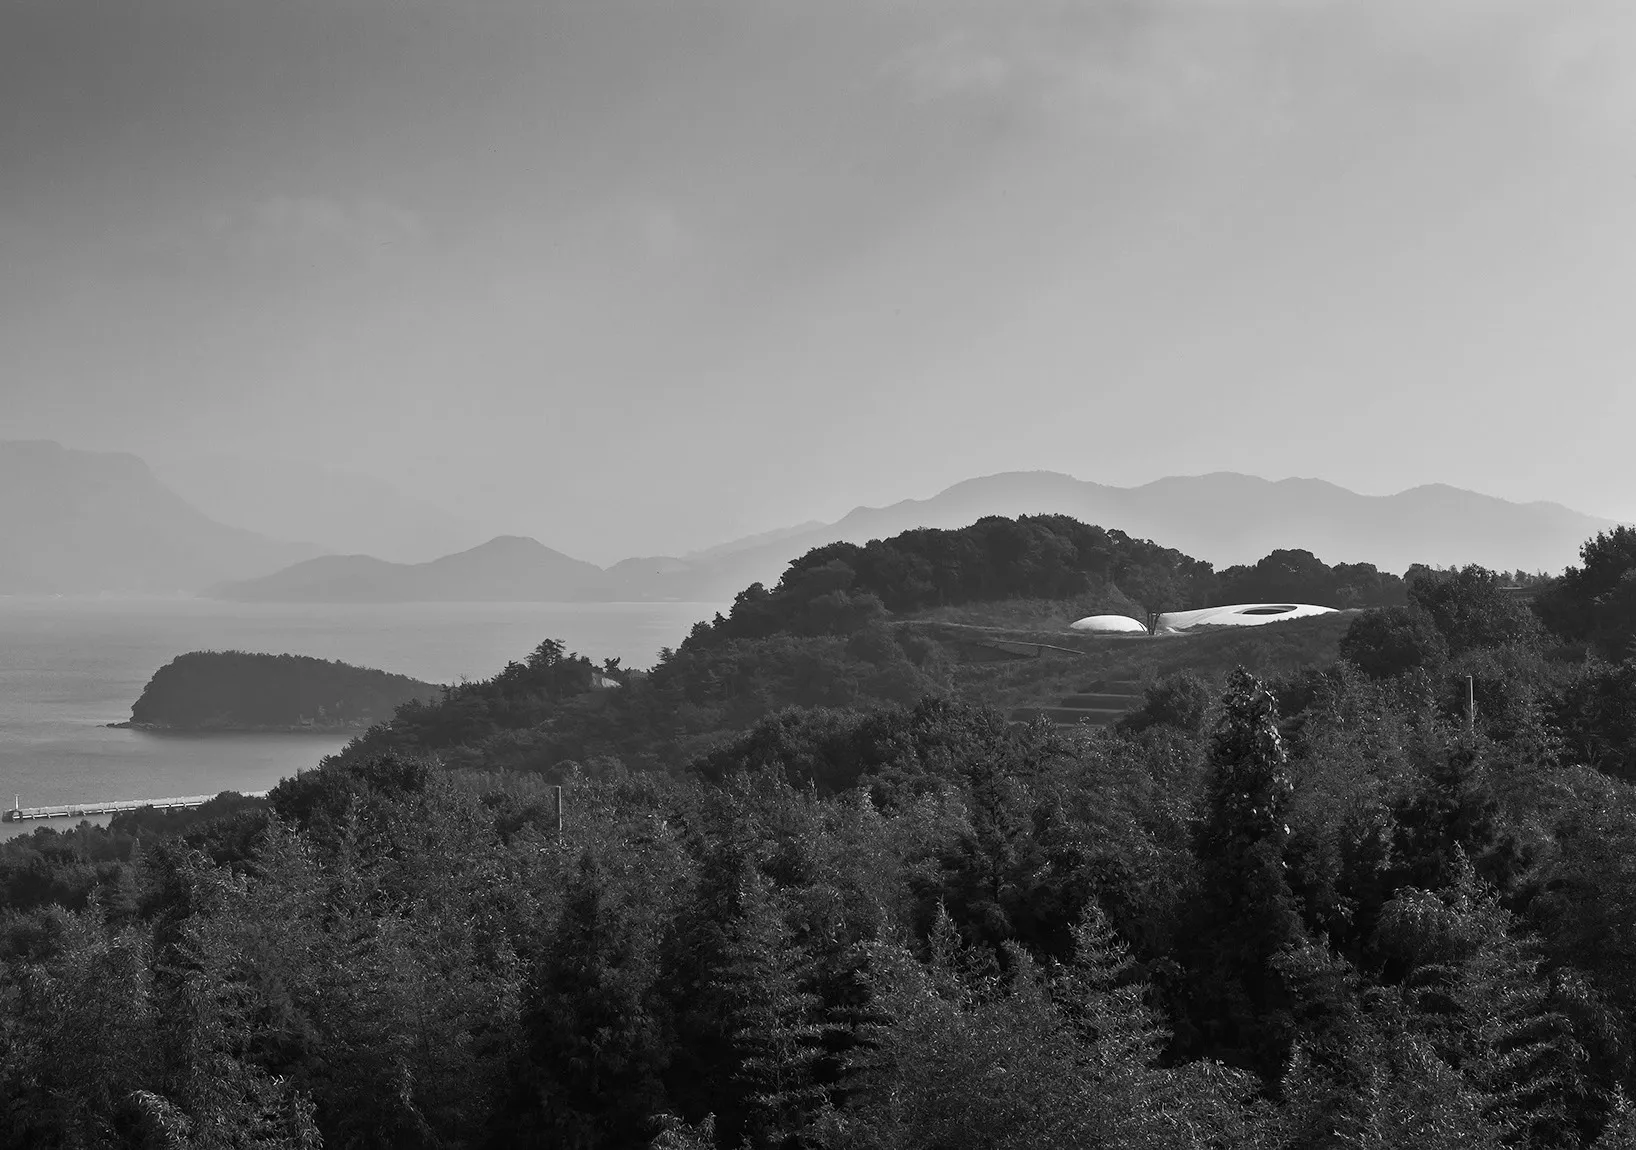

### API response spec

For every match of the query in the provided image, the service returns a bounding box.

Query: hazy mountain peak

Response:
[150,450,487,565]
[0,439,319,595]
[683,522,828,562]
[208,466,1620,605]
[4,438,152,484]
[664,470,1617,597]
[469,534,551,552]
[214,530,604,602]
[435,536,590,566]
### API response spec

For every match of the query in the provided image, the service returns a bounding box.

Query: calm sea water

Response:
[0,597,720,840]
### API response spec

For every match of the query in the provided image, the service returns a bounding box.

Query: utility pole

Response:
[554,785,564,843]
[1467,675,1476,735]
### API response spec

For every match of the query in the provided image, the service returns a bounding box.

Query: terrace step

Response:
[1058,693,1141,709]
[1078,680,1144,695]
[1010,706,1128,726]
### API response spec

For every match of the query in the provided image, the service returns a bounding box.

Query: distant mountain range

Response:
[702,470,1616,585]
[207,469,1623,605]
[4,443,1619,600]
[0,440,319,595]
[150,451,487,565]
[207,536,604,602]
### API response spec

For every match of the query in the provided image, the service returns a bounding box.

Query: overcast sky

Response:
[4,0,1634,562]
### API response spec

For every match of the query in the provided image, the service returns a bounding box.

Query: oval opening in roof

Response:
[1239,605,1297,616]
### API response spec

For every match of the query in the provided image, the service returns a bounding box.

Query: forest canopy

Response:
[6,516,1636,1148]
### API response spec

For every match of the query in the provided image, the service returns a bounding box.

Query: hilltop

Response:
[326,514,1401,772]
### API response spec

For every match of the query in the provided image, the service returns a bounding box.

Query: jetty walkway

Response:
[5,791,268,823]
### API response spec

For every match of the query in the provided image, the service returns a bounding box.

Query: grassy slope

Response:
[898,608,1356,712]
[907,593,1148,630]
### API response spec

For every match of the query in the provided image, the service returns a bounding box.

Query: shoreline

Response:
[106,720,375,734]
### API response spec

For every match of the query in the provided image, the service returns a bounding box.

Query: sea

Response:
[0,597,722,841]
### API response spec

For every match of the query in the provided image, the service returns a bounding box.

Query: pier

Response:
[5,791,268,823]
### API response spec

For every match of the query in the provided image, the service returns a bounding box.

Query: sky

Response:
[3,0,1635,563]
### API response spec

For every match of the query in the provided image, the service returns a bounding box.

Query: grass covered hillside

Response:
[918,610,1358,712]
[127,650,442,730]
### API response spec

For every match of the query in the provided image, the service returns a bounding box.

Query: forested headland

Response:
[122,650,441,731]
[5,513,1636,1149]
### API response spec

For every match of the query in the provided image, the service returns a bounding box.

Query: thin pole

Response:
[1467,675,1475,734]
[554,785,563,843]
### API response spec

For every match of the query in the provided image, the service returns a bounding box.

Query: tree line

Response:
[685,515,1409,652]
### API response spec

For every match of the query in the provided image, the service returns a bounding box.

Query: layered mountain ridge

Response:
[207,535,605,602]
[5,442,1617,600]
[209,469,1621,604]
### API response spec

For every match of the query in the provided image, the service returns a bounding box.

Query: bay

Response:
[0,597,720,840]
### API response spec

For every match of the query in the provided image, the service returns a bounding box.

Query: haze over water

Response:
[0,597,717,839]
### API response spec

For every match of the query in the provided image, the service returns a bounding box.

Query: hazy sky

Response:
[4,0,1634,562]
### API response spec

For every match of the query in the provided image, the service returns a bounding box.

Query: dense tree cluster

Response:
[334,627,953,776]
[1536,526,1636,661]
[129,651,440,730]
[682,515,1213,651]
[6,521,1636,1147]
[684,519,1405,654]
[1217,549,1408,610]
[9,651,1636,1147]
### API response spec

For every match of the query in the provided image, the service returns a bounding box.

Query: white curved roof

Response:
[1069,614,1150,633]
[1155,603,1336,633]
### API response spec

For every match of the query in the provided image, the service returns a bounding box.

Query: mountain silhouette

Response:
[0,440,319,594]
[151,451,487,564]
[205,470,1620,604]
[601,471,1616,601]
[209,535,606,602]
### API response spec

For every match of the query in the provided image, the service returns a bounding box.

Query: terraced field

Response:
[895,608,1357,724]
[1008,680,1145,727]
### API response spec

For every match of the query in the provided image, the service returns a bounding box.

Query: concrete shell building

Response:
[1069,614,1150,634]
[1154,603,1336,633]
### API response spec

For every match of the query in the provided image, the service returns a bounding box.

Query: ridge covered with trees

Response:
[331,517,1402,774]
[125,650,441,731]
[683,515,1406,652]
[4,519,1636,1148]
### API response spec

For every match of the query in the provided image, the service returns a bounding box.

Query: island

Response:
[116,650,443,732]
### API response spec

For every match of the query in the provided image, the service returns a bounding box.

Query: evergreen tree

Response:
[1323,1031,1508,1150]
[663,836,832,1149]
[0,906,157,1149]
[1388,733,1501,892]
[720,868,827,1148]
[1187,668,1304,1080]
[821,902,1260,1149]
[145,845,324,1150]
[1376,856,1587,1147]
[502,851,671,1148]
